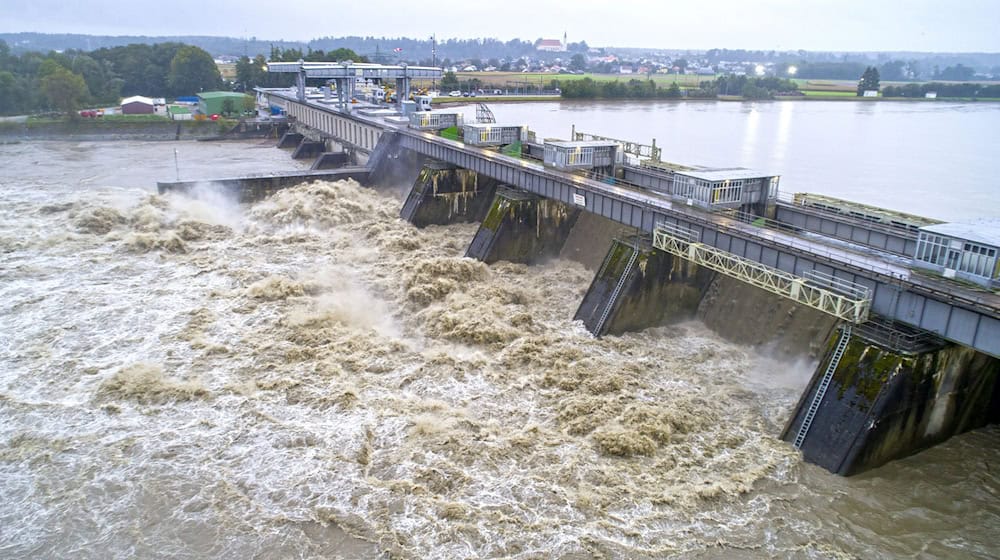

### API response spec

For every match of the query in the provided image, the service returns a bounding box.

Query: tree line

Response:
[0,40,223,115]
[553,75,798,100]
[0,39,368,116]
[882,82,1000,99]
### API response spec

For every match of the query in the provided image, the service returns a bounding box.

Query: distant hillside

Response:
[0,32,305,58]
[3,32,999,72]
[0,32,545,64]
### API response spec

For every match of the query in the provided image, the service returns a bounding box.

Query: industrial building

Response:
[913,220,1000,288]
[197,92,252,116]
[669,168,780,213]
[120,95,155,115]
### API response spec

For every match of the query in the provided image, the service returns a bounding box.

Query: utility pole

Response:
[431,34,437,91]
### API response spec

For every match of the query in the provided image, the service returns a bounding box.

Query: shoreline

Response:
[0,118,240,142]
[433,94,1000,105]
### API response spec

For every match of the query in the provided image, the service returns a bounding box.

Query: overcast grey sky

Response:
[3,0,999,52]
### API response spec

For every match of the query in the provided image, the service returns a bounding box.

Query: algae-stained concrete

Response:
[465,187,580,264]
[575,237,715,336]
[400,163,499,227]
[784,330,1000,476]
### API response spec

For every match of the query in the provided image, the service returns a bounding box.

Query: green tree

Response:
[857,66,880,96]
[167,45,221,96]
[440,71,459,90]
[242,94,256,115]
[40,66,90,115]
[570,53,587,72]
[936,64,975,81]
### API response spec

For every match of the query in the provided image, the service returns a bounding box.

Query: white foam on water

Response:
[1,141,998,559]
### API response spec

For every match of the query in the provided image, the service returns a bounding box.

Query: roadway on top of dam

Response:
[261,89,1000,357]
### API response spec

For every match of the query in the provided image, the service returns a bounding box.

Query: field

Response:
[802,90,857,97]
[216,63,237,80]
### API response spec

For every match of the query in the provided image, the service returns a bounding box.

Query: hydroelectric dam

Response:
[158,61,1000,476]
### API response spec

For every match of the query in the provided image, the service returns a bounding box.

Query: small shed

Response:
[462,123,526,146]
[121,95,155,115]
[913,219,1000,288]
[670,168,780,213]
[409,111,463,130]
[543,140,619,171]
[197,92,252,116]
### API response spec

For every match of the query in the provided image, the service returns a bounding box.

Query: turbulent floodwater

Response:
[1,140,998,559]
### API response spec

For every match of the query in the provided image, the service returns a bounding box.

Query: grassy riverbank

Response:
[0,115,238,141]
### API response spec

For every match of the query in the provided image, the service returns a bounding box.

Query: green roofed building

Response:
[197,91,252,116]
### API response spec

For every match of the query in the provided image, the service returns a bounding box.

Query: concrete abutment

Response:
[575,237,715,336]
[783,327,1000,476]
[400,162,499,227]
[465,187,581,264]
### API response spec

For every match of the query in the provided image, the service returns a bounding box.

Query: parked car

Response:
[449,90,462,97]
[462,92,470,97]
[492,89,503,95]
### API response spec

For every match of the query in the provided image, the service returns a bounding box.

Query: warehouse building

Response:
[197,92,252,116]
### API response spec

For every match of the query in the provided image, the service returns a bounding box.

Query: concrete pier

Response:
[575,237,715,336]
[291,140,325,160]
[276,131,304,149]
[400,162,499,227]
[783,325,1000,475]
[465,187,580,264]
[366,131,427,188]
[311,151,350,170]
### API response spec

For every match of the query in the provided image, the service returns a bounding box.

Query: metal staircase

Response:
[793,324,853,449]
[476,103,496,124]
[594,244,639,336]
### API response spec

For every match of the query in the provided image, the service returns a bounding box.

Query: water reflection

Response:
[489,100,999,221]
[740,104,760,163]
[771,100,794,170]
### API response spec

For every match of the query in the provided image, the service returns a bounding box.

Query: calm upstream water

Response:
[479,100,1000,222]
[0,100,998,559]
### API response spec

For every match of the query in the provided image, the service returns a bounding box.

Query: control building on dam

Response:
[164,61,1000,476]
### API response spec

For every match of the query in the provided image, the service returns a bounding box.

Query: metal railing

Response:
[653,223,873,323]
[854,316,944,354]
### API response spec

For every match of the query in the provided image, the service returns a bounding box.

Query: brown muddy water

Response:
[0,140,998,559]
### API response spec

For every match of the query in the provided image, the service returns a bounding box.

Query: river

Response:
[0,100,997,559]
[476,99,1000,222]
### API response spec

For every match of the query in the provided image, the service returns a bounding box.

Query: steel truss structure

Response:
[653,223,872,323]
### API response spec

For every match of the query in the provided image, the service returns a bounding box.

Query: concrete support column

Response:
[310,151,350,170]
[465,187,580,264]
[400,162,499,227]
[574,237,714,336]
[277,131,304,149]
[291,140,325,160]
[783,328,1000,476]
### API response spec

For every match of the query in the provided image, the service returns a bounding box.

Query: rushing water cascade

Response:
[1,139,998,559]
